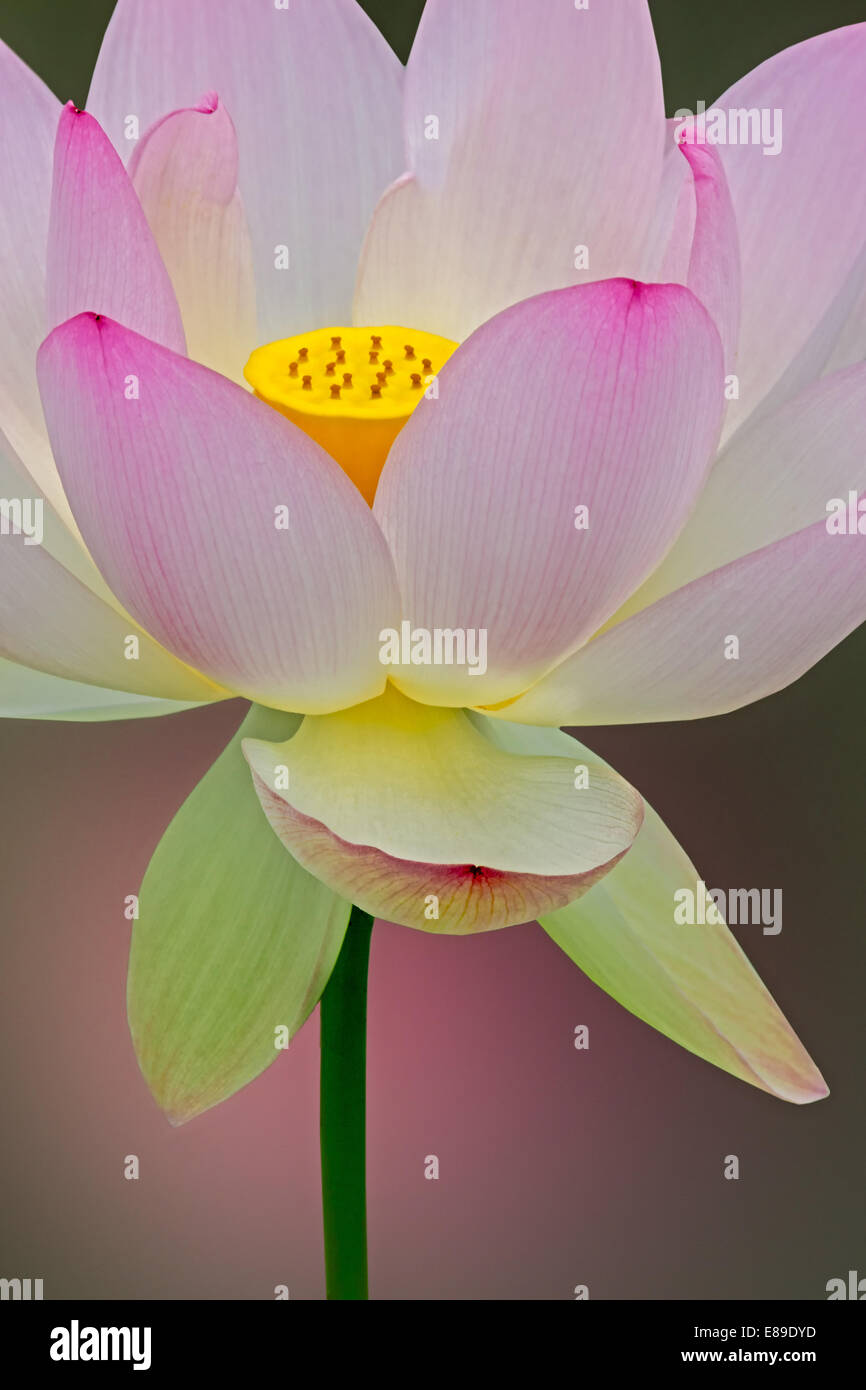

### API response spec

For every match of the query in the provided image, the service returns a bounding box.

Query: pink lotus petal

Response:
[373,279,724,707]
[623,363,866,614]
[0,40,63,511]
[739,239,866,432]
[645,125,740,373]
[37,313,401,714]
[0,510,221,702]
[47,104,186,353]
[677,135,741,375]
[712,24,866,438]
[88,0,404,339]
[0,425,116,600]
[355,0,665,341]
[822,242,866,378]
[642,119,694,283]
[502,510,866,725]
[130,94,257,383]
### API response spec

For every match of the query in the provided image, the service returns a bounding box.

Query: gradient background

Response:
[1,0,864,1300]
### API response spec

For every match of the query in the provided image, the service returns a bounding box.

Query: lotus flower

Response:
[3,0,865,1224]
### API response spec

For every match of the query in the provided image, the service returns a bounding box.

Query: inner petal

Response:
[245,324,457,504]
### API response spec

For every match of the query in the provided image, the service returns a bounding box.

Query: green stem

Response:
[319,905,374,1300]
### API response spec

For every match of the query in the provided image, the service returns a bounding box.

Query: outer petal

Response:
[129,704,350,1123]
[641,120,693,283]
[744,240,866,430]
[373,280,724,707]
[712,24,866,439]
[822,244,866,377]
[677,136,741,375]
[0,41,62,512]
[1,415,219,700]
[622,364,866,612]
[37,314,401,715]
[478,720,826,1104]
[130,94,257,383]
[47,104,185,353]
[0,658,203,721]
[242,684,644,935]
[88,0,404,339]
[645,129,740,372]
[502,511,866,726]
[354,0,665,341]
[0,425,116,602]
[0,519,223,700]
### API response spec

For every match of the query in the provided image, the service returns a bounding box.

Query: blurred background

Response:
[0,0,863,1299]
